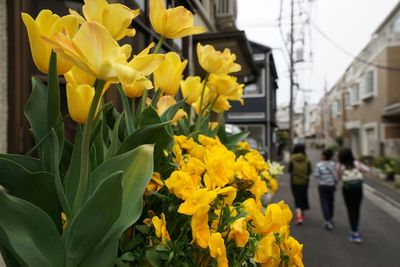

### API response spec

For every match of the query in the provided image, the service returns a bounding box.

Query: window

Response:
[243,68,265,97]
[393,16,400,32]
[364,127,377,156]
[237,124,266,150]
[351,84,360,105]
[362,70,375,99]
[345,91,351,108]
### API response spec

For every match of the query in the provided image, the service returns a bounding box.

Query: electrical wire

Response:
[311,21,400,72]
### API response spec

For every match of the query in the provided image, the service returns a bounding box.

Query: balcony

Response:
[214,0,238,31]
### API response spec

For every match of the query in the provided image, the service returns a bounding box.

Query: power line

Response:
[311,22,400,72]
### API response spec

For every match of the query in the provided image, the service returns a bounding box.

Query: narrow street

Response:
[274,148,400,267]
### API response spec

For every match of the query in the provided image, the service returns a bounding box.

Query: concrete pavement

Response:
[273,148,400,267]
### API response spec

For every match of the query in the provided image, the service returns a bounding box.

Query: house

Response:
[2,0,259,154]
[316,1,400,157]
[223,41,279,158]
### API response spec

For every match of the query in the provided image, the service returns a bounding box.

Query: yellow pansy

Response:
[237,141,251,151]
[245,150,268,171]
[249,176,268,208]
[45,21,132,81]
[215,186,237,205]
[197,43,241,75]
[228,217,249,247]
[191,207,210,249]
[145,172,164,196]
[121,43,165,98]
[178,188,217,215]
[203,145,236,189]
[254,233,280,267]
[70,0,140,41]
[181,156,207,178]
[149,0,205,39]
[21,10,79,74]
[283,236,304,267]
[180,76,203,104]
[198,135,220,147]
[156,96,187,124]
[174,136,206,160]
[165,171,197,200]
[66,83,95,124]
[152,213,170,244]
[234,156,258,181]
[242,198,267,231]
[154,52,187,96]
[264,201,293,233]
[208,233,228,267]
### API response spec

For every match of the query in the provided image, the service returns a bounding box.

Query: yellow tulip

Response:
[197,43,241,75]
[208,233,228,267]
[180,76,203,104]
[210,95,231,113]
[228,217,250,247]
[149,0,205,39]
[70,0,140,41]
[66,83,95,124]
[46,21,133,81]
[156,96,187,125]
[154,52,188,96]
[152,213,170,244]
[191,207,210,249]
[21,10,79,74]
[254,233,281,267]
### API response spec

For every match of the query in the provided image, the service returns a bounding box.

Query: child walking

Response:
[314,149,337,230]
[289,144,311,225]
[338,147,369,244]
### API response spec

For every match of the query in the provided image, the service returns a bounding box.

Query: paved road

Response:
[273,148,400,267]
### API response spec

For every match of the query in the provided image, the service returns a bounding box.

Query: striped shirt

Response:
[314,161,337,186]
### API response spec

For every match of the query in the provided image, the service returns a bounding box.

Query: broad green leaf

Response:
[25,77,47,143]
[0,154,42,172]
[0,158,61,231]
[64,127,83,207]
[0,188,64,266]
[139,106,162,126]
[65,172,123,262]
[60,138,73,177]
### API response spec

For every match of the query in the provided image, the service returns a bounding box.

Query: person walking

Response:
[314,148,337,230]
[337,147,369,244]
[289,144,311,225]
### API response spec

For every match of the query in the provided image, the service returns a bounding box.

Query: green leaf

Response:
[83,145,154,266]
[0,158,61,231]
[146,250,161,267]
[0,188,64,266]
[64,126,83,208]
[0,154,42,173]
[120,252,135,262]
[117,85,135,134]
[160,99,186,123]
[105,113,123,159]
[25,77,47,144]
[65,171,123,262]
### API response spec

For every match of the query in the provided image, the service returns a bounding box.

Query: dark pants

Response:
[342,185,363,232]
[291,183,309,210]
[318,185,335,221]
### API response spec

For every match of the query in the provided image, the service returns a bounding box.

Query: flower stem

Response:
[195,73,209,130]
[139,36,165,113]
[73,79,106,216]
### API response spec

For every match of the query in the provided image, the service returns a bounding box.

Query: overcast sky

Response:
[237,0,399,107]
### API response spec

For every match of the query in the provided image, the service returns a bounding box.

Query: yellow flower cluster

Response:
[143,135,303,267]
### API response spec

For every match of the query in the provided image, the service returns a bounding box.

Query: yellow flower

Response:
[45,21,132,81]
[152,213,170,244]
[180,76,203,104]
[21,10,79,74]
[254,233,281,267]
[65,66,96,87]
[198,135,220,147]
[178,188,217,215]
[234,156,259,181]
[154,52,187,96]
[66,83,94,124]
[245,150,268,171]
[210,96,231,113]
[215,186,237,205]
[149,0,205,39]
[165,171,197,200]
[203,145,236,189]
[70,0,140,41]
[228,217,249,247]
[191,207,211,249]
[283,236,304,267]
[145,172,164,196]
[264,201,293,233]
[249,176,268,208]
[197,43,241,75]
[156,96,187,124]
[207,74,242,99]
[181,156,206,179]
[174,136,205,160]
[192,86,210,115]
[237,141,251,151]
[208,233,228,267]
[121,43,165,98]
[209,122,219,131]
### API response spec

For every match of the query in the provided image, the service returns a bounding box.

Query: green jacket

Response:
[289,153,311,185]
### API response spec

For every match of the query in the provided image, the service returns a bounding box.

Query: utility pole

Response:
[323,79,329,147]
[288,0,295,150]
